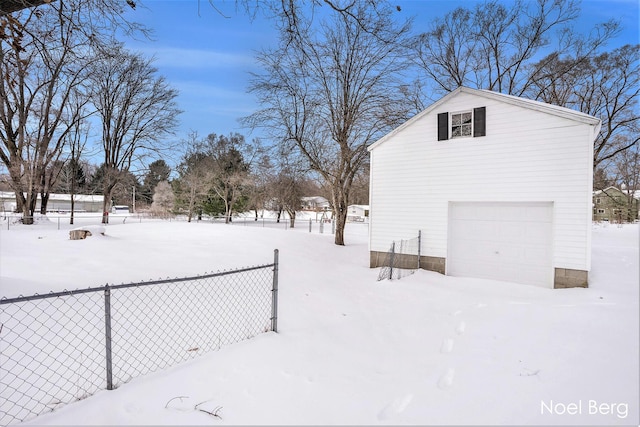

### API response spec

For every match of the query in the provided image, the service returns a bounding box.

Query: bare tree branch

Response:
[246,0,412,245]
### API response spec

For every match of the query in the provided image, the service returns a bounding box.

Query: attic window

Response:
[437,107,486,141]
[451,111,472,138]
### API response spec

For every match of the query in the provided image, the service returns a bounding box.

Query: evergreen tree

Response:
[142,160,171,204]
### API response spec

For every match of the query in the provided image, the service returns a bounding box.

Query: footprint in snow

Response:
[437,368,455,390]
[377,394,414,420]
[440,338,454,354]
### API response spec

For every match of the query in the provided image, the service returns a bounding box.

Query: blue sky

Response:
[120,0,639,161]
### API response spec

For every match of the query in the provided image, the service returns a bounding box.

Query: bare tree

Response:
[0,7,90,222]
[150,180,175,218]
[412,0,619,99]
[65,111,90,224]
[270,170,304,228]
[246,150,274,221]
[247,1,412,245]
[574,46,639,168]
[175,133,214,222]
[529,44,639,168]
[593,166,614,191]
[1,0,54,15]
[268,147,312,228]
[0,0,148,224]
[89,43,180,223]
[613,147,640,222]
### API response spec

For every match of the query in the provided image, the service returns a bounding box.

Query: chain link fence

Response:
[0,250,279,426]
[377,231,421,281]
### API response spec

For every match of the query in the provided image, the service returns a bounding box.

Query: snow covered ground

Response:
[0,215,638,425]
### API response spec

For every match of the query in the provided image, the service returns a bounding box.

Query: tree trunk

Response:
[21,190,37,225]
[332,188,348,246]
[102,199,109,224]
[15,191,24,213]
[187,194,194,223]
[13,190,25,215]
[288,210,296,228]
[21,204,33,225]
[102,187,114,224]
[334,208,347,245]
[70,195,75,225]
[40,191,50,215]
[225,205,233,223]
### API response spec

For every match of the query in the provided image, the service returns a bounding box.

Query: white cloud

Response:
[131,46,256,70]
[174,80,247,99]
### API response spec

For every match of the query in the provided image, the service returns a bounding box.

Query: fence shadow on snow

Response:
[0,250,279,426]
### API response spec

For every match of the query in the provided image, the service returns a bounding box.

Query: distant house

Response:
[111,205,131,215]
[347,205,369,222]
[0,192,104,213]
[301,196,331,211]
[368,87,601,289]
[593,187,639,222]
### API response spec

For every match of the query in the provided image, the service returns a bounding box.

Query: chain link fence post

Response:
[418,230,421,270]
[1,256,278,425]
[104,284,114,390]
[271,249,279,333]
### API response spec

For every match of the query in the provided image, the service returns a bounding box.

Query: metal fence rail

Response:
[0,251,279,426]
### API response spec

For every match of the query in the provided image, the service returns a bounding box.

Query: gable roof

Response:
[368,86,602,152]
[594,186,640,200]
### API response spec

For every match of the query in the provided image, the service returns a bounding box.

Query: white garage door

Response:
[448,202,553,288]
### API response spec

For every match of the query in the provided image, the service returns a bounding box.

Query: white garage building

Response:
[367,87,601,288]
[0,191,104,213]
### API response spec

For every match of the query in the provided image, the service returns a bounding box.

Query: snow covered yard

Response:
[0,216,638,425]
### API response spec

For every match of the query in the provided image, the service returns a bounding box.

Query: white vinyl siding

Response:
[369,89,596,274]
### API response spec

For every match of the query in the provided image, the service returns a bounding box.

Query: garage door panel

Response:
[449,220,476,240]
[526,206,553,222]
[448,202,553,288]
[524,246,552,267]
[524,222,552,244]
[451,220,500,242]
[519,264,551,284]
[500,206,525,219]
[496,243,525,263]
[497,222,525,243]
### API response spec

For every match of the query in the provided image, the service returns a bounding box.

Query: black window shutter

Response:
[437,112,448,141]
[473,106,486,137]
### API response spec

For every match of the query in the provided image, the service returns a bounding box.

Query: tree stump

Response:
[69,229,92,240]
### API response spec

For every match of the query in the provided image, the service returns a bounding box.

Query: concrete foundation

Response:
[554,268,589,288]
[370,251,589,289]
[369,251,446,275]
